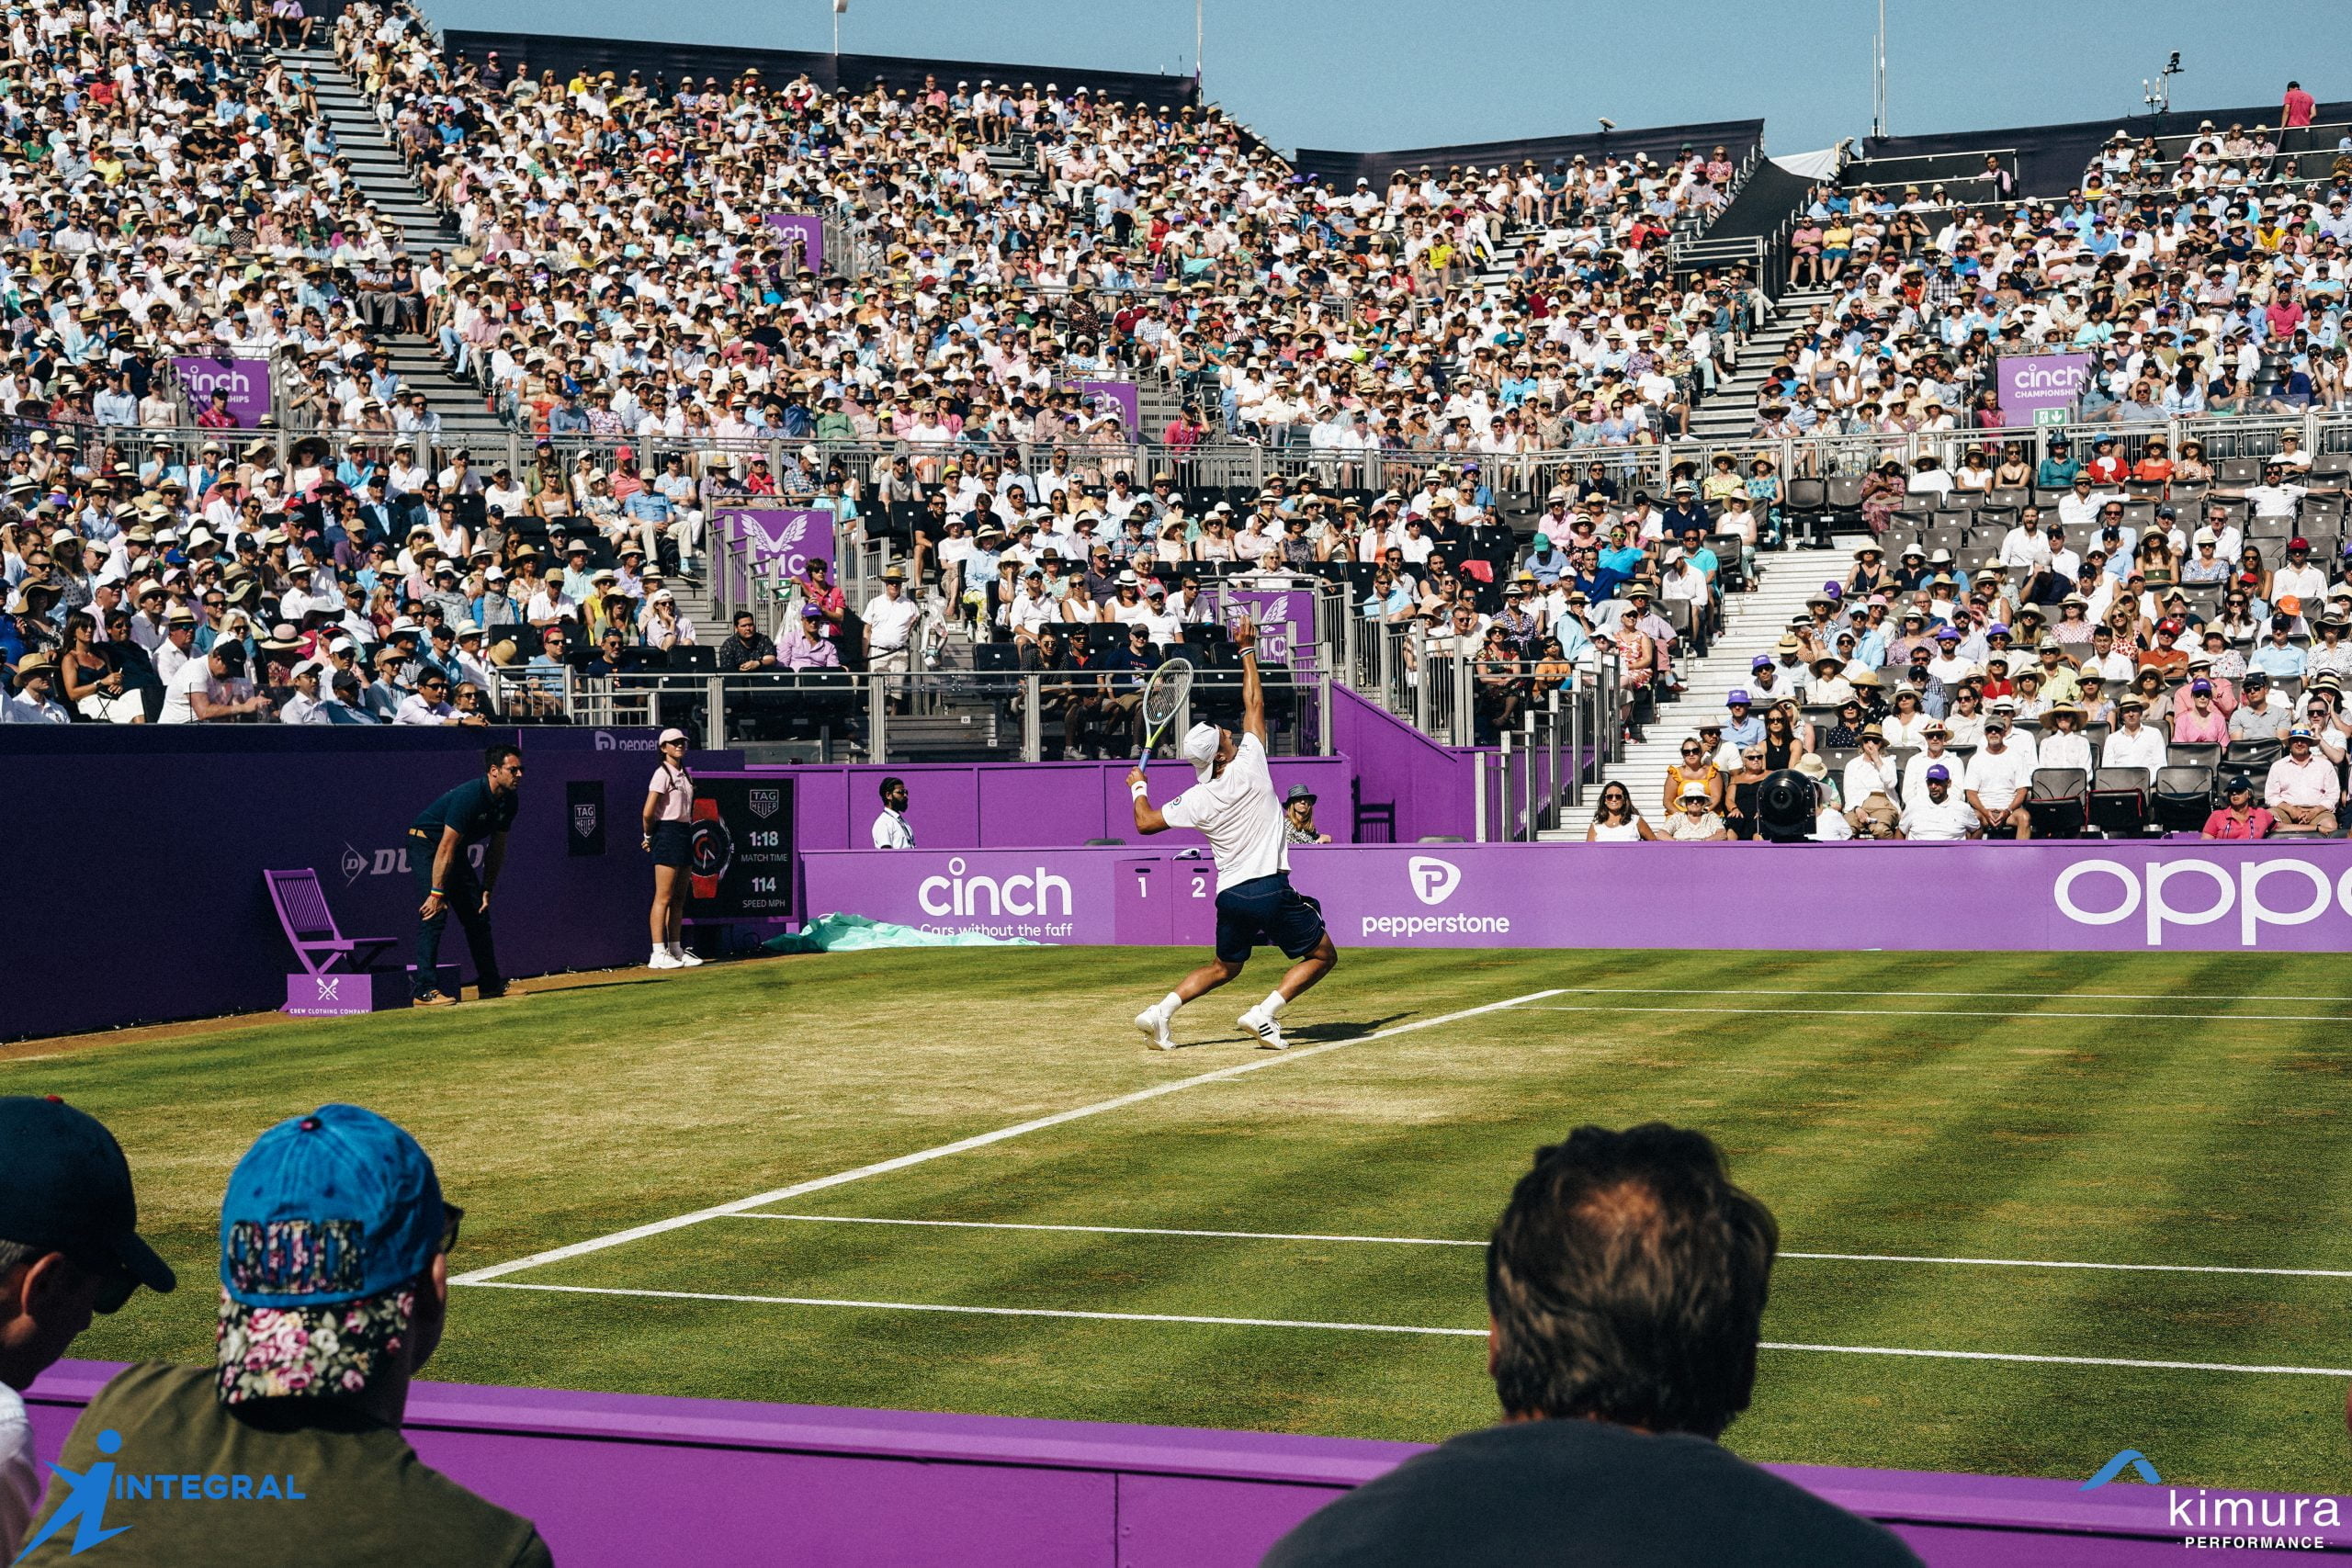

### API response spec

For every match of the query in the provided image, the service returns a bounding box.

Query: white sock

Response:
[651,946,669,963]
[1156,991,1183,1021]
[1261,990,1289,1018]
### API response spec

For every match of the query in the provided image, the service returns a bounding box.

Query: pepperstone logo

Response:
[1407,855,1460,906]
[1359,855,1511,938]
[592,731,660,752]
[13,1427,308,1559]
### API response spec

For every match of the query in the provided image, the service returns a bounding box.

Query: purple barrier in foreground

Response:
[20,1361,2296,1564]
[803,840,2352,952]
[774,758,1355,852]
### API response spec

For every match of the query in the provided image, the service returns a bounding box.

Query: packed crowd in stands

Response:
[1774,85,2352,437]
[0,0,442,433]
[1559,456,2352,840]
[4,0,2351,840]
[0,0,1758,734]
[338,0,1758,457]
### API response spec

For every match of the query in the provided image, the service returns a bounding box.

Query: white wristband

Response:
[1130,781,1149,800]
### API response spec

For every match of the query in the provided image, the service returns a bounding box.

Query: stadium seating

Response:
[0,0,2346,844]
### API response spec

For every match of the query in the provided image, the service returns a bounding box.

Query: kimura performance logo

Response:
[2081,1448,2345,1551]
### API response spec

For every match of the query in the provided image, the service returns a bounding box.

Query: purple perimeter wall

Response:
[20,1360,2298,1564]
[803,840,2352,953]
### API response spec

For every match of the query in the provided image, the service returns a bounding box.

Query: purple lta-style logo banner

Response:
[1221,588,1317,666]
[174,355,272,427]
[1074,380,1139,433]
[761,214,826,275]
[720,508,837,580]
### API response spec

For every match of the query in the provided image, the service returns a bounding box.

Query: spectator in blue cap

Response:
[17,1104,549,1567]
[0,1097,175,1559]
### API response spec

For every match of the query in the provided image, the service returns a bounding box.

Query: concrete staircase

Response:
[1685,286,1832,444]
[277,46,508,445]
[1544,533,1871,839]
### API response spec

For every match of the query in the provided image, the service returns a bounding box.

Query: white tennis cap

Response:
[1180,721,1223,780]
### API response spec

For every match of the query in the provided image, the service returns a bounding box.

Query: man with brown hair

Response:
[1263,1125,1917,1567]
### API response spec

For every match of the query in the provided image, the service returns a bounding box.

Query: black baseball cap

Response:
[0,1096,176,1310]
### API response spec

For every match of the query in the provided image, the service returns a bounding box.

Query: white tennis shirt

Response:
[1163,731,1288,891]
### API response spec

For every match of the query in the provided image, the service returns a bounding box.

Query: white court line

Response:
[452,988,1567,1285]
[462,1281,2352,1378]
[1554,985,2352,1005]
[1536,1004,2352,1023]
[725,1214,2352,1280]
[735,1213,1487,1247]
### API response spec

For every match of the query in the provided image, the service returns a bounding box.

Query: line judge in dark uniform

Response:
[408,743,525,1006]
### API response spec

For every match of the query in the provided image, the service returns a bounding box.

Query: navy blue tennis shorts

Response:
[1214,873,1327,964]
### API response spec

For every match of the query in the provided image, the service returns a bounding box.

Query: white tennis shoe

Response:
[670,944,705,967]
[1134,1005,1175,1050]
[1238,1005,1287,1050]
[649,949,684,970]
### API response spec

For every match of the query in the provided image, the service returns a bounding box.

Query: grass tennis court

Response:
[10,947,2352,1493]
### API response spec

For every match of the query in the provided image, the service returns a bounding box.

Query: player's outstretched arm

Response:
[1235,617,1268,746]
[1127,767,1170,834]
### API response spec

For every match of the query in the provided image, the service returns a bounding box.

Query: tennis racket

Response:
[1137,656,1195,761]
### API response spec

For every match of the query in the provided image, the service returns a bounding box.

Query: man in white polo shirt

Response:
[862,566,922,674]
[1899,763,1978,840]
[1964,715,2034,838]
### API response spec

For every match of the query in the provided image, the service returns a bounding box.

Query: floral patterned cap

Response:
[217,1284,415,1405]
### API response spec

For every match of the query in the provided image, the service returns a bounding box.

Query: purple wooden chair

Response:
[265,869,397,976]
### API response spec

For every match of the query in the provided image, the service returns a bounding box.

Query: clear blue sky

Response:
[422,0,2352,158]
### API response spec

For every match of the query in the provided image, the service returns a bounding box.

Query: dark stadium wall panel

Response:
[1293,118,1765,188]
[441,30,1201,110]
[1855,97,2352,198]
[0,728,683,1041]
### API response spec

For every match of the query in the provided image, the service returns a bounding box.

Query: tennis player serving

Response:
[1128,618,1337,1050]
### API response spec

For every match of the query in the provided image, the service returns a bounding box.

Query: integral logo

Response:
[572,803,599,839]
[15,1427,308,1558]
[2082,1450,2162,1490]
[749,788,781,819]
[1408,855,1461,906]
